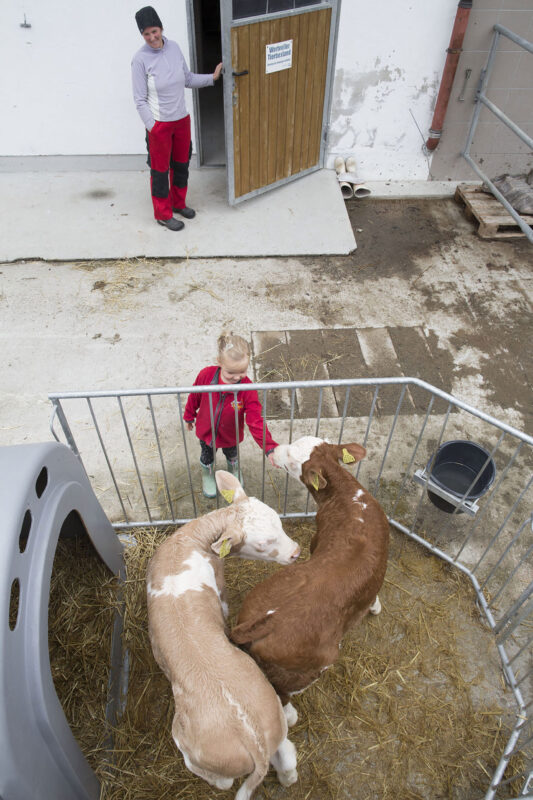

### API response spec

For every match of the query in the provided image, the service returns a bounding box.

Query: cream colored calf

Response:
[147,471,300,800]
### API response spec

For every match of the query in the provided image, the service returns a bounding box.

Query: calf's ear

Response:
[211,526,244,558]
[215,469,247,503]
[301,463,327,491]
[336,443,366,463]
[231,613,275,644]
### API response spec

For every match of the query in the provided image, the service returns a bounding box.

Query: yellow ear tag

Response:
[311,474,320,491]
[218,539,232,559]
[220,489,235,504]
[342,448,356,464]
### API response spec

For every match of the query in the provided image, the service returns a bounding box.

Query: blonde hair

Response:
[217,331,251,363]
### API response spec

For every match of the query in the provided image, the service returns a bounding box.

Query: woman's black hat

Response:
[135,6,163,33]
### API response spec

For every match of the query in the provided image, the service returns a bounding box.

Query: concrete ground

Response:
[0,166,357,261]
[0,168,530,450]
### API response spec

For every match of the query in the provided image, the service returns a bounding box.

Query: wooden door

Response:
[222,5,334,204]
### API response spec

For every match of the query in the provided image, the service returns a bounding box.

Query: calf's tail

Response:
[234,750,269,800]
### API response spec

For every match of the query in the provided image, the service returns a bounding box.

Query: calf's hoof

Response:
[211,776,233,790]
[283,702,298,727]
[369,596,381,615]
[278,768,298,787]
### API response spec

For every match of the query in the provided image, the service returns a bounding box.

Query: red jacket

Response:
[183,366,278,452]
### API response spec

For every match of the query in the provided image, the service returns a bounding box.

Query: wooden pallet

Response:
[455,184,533,239]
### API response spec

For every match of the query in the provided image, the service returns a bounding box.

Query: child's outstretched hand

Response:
[267,452,278,468]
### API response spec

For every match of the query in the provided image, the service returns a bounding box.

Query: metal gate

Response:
[462,24,533,243]
[49,377,532,798]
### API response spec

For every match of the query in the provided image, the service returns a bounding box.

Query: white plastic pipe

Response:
[334,157,353,199]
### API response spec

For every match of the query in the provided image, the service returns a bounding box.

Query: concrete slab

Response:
[0,167,356,262]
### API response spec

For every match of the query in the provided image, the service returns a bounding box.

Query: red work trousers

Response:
[147,115,191,221]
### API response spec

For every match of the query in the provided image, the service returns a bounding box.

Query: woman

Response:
[132,6,223,231]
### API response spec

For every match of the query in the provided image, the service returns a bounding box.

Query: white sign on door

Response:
[265,40,293,74]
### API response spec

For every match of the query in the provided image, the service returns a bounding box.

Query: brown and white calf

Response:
[231,438,389,720]
[147,471,301,800]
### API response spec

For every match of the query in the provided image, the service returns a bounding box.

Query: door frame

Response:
[185,0,205,167]
[219,0,341,205]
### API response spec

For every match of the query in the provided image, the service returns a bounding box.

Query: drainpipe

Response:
[425,0,473,151]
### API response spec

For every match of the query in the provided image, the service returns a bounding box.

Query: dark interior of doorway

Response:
[193,0,225,166]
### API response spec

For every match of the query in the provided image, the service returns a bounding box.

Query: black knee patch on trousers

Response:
[150,168,169,198]
[171,141,193,188]
[171,159,189,188]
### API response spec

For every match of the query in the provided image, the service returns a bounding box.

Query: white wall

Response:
[2,0,459,181]
[1,0,193,156]
[328,0,459,180]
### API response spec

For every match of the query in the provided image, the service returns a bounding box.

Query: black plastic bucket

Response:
[426,439,496,513]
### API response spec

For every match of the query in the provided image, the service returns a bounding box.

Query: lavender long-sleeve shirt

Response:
[131,36,214,131]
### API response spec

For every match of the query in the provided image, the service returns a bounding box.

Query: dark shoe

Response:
[157,217,184,231]
[173,206,196,219]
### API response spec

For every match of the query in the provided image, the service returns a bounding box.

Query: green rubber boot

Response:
[200,462,216,498]
[226,458,244,489]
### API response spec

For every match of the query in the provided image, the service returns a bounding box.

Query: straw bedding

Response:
[49,522,523,799]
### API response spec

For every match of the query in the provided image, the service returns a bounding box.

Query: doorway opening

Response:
[191,0,225,166]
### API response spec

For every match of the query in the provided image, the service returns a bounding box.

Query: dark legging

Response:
[199,440,238,467]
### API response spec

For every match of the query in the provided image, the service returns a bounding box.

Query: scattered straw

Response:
[49,523,525,800]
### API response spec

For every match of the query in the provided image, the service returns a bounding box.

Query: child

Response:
[183,332,278,498]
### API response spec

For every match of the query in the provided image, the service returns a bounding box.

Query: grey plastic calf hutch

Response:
[0,442,124,800]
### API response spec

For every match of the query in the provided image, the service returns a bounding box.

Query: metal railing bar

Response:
[453,440,524,564]
[338,384,351,443]
[437,432,504,555]
[176,393,197,519]
[494,766,533,790]
[207,392,219,510]
[374,385,407,495]
[464,29,501,157]
[483,519,532,600]
[462,155,533,243]
[147,394,175,521]
[419,402,455,547]
[390,393,435,519]
[261,389,268,502]
[357,385,379,481]
[304,386,324,514]
[112,508,319,530]
[232,387,240,487]
[396,396,452,541]
[116,397,149,523]
[474,475,533,578]
[49,399,82,456]
[462,24,533,245]
[48,377,533,446]
[315,386,324,438]
[282,389,296,517]
[402,399,454,545]
[496,643,527,713]
[478,94,533,151]
[49,403,60,443]
[485,713,531,799]
[507,631,533,668]
[496,589,533,640]
[515,668,533,692]
[449,433,504,522]
[86,397,129,524]
[494,23,533,53]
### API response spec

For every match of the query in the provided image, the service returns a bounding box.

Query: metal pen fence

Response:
[49,377,532,799]
[462,24,533,243]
